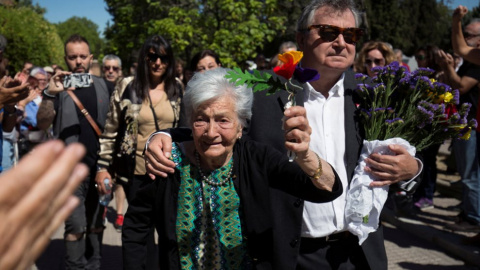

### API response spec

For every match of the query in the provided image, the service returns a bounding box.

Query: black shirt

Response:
[54,79,114,169]
[457,61,480,120]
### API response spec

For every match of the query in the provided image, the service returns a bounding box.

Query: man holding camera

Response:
[37,34,114,270]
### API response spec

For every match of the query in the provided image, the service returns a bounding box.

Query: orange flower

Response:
[273,51,303,80]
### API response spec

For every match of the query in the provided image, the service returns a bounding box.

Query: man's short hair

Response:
[102,54,122,67]
[64,34,90,55]
[296,0,361,32]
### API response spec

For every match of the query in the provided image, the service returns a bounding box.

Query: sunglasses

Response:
[147,52,169,63]
[103,66,120,72]
[365,58,384,66]
[415,54,426,61]
[463,32,480,39]
[306,24,364,45]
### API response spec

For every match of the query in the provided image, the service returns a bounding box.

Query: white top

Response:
[301,73,349,238]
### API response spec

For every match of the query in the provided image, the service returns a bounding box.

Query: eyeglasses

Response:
[147,52,169,64]
[463,32,480,39]
[103,65,120,72]
[415,54,426,61]
[306,24,364,45]
[365,58,385,66]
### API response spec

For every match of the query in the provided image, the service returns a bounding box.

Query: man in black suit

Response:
[145,0,421,269]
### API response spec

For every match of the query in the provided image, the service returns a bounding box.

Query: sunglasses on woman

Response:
[147,52,169,64]
[365,58,385,66]
[306,24,364,45]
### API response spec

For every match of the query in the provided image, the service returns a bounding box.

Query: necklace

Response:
[194,150,233,187]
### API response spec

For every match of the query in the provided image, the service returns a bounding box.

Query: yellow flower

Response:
[443,92,453,103]
[461,128,472,140]
[278,51,303,66]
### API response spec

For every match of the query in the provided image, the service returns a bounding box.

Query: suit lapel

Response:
[343,70,363,184]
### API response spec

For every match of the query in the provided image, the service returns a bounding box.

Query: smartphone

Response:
[63,73,92,89]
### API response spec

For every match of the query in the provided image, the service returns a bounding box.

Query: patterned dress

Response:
[172,143,252,270]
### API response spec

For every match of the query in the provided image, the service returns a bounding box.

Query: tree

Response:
[56,17,105,59]
[0,6,63,72]
[355,0,452,56]
[105,0,287,68]
[14,0,46,15]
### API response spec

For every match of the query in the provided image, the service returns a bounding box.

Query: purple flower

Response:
[459,103,472,116]
[293,66,320,83]
[470,119,478,129]
[355,73,368,81]
[452,89,460,105]
[385,118,404,125]
[412,67,435,77]
[360,108,372,118]
[417,105,435,128]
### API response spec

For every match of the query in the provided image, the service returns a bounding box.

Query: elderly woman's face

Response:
[192,95,242,165]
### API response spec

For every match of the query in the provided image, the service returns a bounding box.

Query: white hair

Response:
[183,67,253,128]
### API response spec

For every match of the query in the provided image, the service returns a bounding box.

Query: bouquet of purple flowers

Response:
[354,61,476,151]
[345,61,477,244]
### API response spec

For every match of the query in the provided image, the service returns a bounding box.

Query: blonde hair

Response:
[354,41,395,74]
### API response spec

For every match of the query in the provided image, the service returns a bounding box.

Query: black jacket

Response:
[246,69,388,270]
[122,138,342,269]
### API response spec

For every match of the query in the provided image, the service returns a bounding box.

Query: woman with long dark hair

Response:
[95,34,183,268]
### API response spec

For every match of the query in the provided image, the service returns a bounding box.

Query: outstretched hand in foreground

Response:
[0,140,88,270]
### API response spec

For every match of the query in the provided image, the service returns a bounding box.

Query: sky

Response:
[35,0,480,37]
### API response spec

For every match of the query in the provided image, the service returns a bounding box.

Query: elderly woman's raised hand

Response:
[283,106,312,158]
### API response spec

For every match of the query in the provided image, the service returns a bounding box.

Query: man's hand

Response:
[0,140,87,270]
[95,171,112,195]
[0,76,30,105]
[144,133,176,179]
[283,106,312,157]
[453,5,468,23]
[436,49,454,71]
[365,144,419,187]
[46,71,72,95]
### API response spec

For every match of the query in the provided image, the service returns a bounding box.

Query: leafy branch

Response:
[225,68,285,95]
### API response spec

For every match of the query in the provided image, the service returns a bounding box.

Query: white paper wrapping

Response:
[344,137,416,245]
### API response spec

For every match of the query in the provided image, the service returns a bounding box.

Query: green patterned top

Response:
[172,143,252,269]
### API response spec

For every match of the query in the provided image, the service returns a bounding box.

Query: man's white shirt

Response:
[301,73,349,238]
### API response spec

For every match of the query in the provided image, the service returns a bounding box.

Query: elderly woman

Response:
[354,41,395,78]
[122,68,342,269]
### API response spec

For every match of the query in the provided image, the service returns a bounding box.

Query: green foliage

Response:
[56,17,105,59]
[104,0,287,68]
[15,0,46,15]
[0,6,64,72]
[355,0,453,56]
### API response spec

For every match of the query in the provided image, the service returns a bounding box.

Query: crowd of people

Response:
[0,0,479,269]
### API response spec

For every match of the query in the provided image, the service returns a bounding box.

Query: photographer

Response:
[36,34,114,270]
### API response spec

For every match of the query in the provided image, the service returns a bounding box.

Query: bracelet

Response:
[97,166,108,173]
[309,152,323,180]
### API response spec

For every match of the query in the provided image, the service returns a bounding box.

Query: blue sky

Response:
[35,0,479,37]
